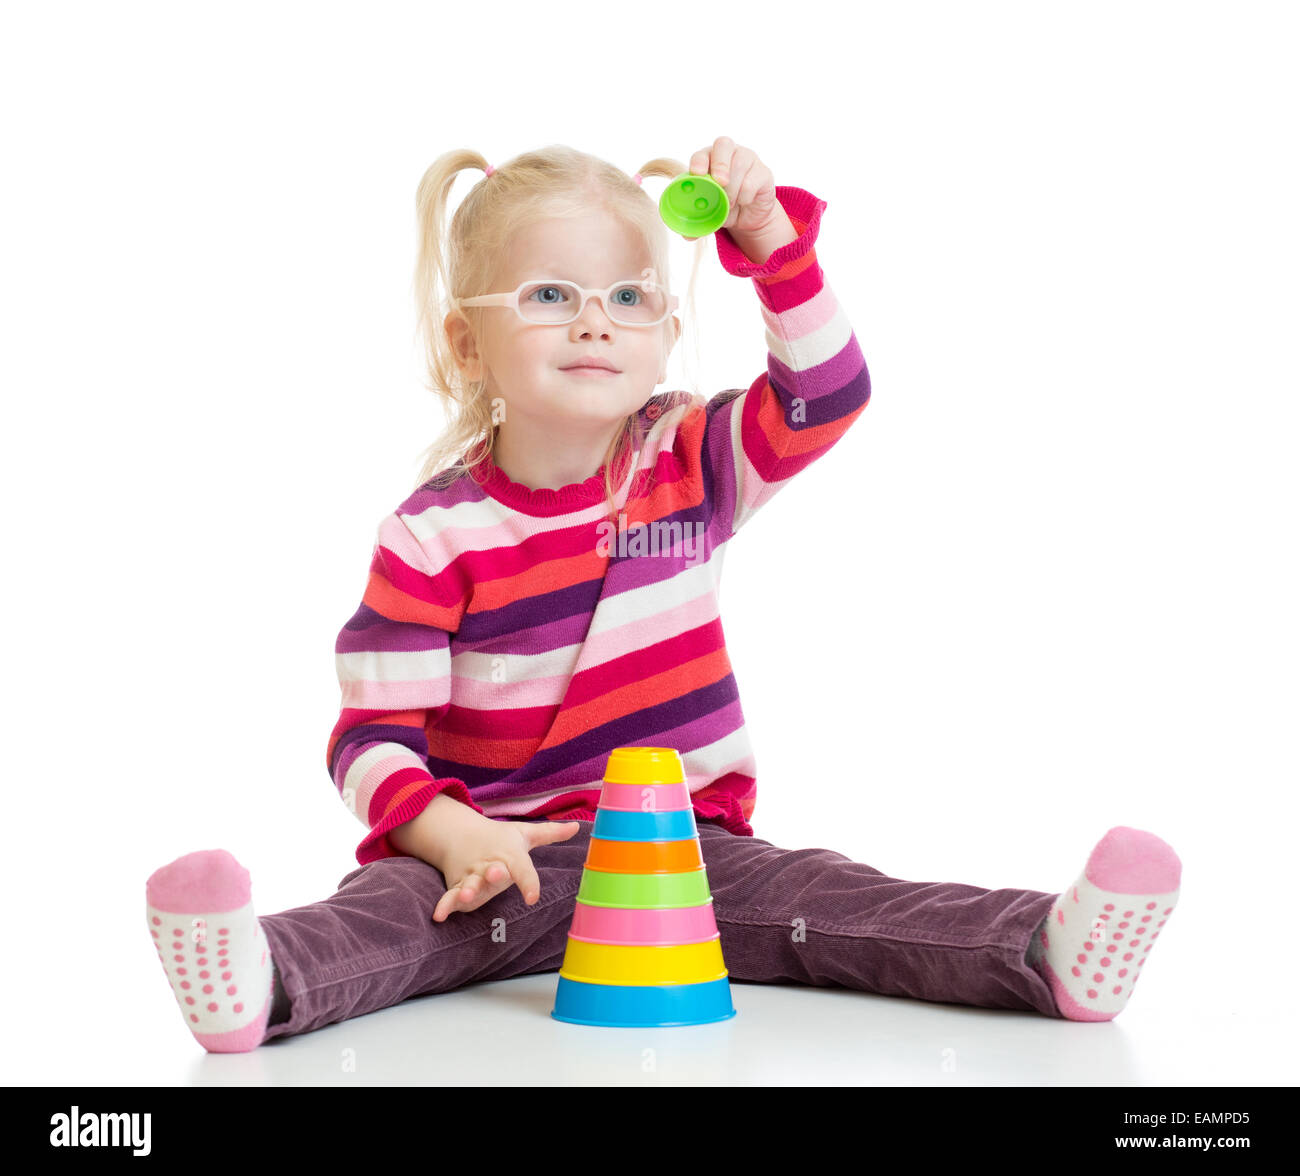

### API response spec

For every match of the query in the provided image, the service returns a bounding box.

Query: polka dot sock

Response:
[146,849,275,1052]
[1025,825,1181,1021]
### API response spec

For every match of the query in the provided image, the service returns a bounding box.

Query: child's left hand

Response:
[682,136,780,242]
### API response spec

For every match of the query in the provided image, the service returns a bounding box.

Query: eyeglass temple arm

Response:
[456,294,511,308]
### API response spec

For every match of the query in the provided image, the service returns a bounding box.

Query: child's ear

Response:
[444,311,483,381]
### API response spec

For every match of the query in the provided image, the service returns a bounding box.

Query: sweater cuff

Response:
[714,185,827,280]
[354,776,482,865]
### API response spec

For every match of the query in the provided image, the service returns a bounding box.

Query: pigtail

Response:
[411,149,499,490]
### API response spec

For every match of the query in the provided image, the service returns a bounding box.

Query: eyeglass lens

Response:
[518,280,667,325]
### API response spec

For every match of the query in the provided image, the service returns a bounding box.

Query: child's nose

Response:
[572,293,615,332]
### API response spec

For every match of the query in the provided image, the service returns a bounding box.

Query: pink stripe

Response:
[567,621,722,707]
[759,282,837,340]
[351,749,428,815]
[771,258,824,308]
[739,455,777,515]
[456,701,564,741]
[340,677,448,710]
[421,513,606,578]
[574,587,720,669]
[481,786,602,817]
[378,512,431,568]
[448,668,576,709]
[441,590,721,716]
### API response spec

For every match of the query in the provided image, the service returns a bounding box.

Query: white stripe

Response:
[762,289,853,372]
[337,646,448,685]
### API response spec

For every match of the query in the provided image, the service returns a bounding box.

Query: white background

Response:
[3,1,1296,1087]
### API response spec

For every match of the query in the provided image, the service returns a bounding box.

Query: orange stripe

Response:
[374,778,433,823]
[364,572,461,628]
[428,727,542,769]
[543,646,733,747]
[754,376,866,460]
[471,546,606,613]
[766,241,817,283]
[641,465,704,519]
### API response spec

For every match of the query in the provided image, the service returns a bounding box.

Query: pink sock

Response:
[1026,826,1182,1021]
[146,849,275,1052]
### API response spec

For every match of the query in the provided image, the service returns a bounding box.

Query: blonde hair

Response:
[411,144,708,518]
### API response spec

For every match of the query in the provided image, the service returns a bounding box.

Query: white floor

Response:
[41,960,1285,1087]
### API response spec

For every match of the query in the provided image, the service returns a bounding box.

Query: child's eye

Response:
[611,285,644,306]
[527,284,568,304]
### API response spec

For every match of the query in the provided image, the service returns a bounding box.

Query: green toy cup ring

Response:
[659,173,730,238]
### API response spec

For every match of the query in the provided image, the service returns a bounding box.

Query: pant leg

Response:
[258,820,596,1042]
[695,823,1063,1018]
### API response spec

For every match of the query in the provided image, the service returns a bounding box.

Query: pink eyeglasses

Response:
[457,272,678,327]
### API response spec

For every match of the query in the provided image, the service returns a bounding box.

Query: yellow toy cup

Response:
[601,746,685,784]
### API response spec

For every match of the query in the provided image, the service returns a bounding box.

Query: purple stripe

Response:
[335,604,452,654]
[767,332,870,417]
[431,675,743,794]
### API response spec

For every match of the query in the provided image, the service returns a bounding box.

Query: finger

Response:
[688,147,712,177]
[433,887,467,922]
[506,852,542,905]
[709,141,745,192]
[525,819,582,845]
[733,159,765,204]
[446,871,482,911]
[711,135,737,177]
[433,867,491,922]
[466,863,514,899]
[712,148,753,229]
[433,887,457,922]
[721,156,756,228]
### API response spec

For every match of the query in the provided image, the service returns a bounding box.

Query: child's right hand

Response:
[430,814,582,923]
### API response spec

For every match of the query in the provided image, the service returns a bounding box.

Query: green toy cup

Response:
[659,173,729,238]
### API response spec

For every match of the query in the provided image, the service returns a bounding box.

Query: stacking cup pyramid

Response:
[551,747,738,1027]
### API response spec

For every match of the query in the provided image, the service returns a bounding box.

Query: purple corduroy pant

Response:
[258,819,1063,1042]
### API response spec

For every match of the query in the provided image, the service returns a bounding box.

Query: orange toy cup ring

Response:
[584,836,703,874]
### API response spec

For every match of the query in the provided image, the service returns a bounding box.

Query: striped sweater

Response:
[328,184,872,865]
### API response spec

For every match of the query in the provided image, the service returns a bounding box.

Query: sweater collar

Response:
[465,431,619,517]
[465,401,668,517]
[474,451,613,516]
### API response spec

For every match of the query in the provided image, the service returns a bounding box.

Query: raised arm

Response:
[692,184,871,538]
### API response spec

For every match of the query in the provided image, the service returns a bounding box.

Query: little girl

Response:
[145,137,1182,1052]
